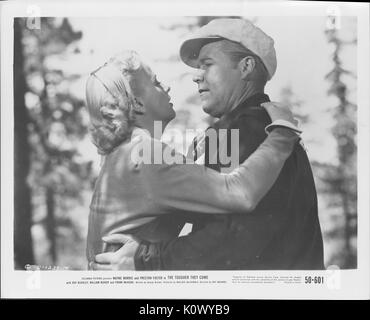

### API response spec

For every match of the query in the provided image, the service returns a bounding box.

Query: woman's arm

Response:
[134,103,301,215]
[138,127,298,215]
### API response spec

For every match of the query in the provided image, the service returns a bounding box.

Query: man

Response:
[93,18,324,270]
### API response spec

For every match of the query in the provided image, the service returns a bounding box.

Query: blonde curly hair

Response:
[85,51,142,155]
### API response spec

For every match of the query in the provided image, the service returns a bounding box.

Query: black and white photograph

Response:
[1,0,369,299]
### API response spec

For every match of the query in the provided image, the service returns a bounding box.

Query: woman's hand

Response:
[261,102,301,134]
[89,234,139,270]
[261,102,298,126]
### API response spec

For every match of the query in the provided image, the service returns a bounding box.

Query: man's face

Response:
[193,41,242,118]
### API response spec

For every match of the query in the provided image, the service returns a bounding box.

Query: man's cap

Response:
[180,18,277,80]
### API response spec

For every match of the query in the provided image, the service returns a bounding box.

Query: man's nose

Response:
[192,69,204,84]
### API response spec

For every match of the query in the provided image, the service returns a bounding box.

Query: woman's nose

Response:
[192,69,204,84]
[162,83,170,93]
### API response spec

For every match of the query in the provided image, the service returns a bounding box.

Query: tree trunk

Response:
[341,179,357,268]
[46,186,57,264]
[13,18,35,269]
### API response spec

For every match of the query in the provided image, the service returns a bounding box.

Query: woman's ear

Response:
[238,56,256,80]
[100,106,115,119]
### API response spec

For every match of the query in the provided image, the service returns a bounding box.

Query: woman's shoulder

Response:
[129,128,187,169]
[102,129,150,174]
[108,128,164,169]
[129,128,169,166]
[109,128,187,174]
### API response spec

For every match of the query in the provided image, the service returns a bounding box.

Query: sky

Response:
[66,15,357,165]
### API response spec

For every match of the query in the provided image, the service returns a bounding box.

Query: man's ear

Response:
[238,56,256,80]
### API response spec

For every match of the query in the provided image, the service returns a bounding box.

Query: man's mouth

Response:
[199,89,209,94]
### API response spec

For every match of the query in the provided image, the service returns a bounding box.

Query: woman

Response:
[85,51,300,267]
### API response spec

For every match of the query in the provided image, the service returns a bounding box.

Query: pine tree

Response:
[321,20,357,268]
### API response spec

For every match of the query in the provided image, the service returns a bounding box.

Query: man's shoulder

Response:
[229,106,271,130]
[227,106,271,144]
[215,106,272,161]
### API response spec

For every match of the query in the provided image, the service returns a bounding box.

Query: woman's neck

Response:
[135,117,167,139]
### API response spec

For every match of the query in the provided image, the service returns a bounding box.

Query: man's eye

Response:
[200,63,211,69]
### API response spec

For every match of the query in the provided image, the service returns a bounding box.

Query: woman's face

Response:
[130,63,176,123]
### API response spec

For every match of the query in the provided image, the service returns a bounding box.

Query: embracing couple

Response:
[85,19,324,271]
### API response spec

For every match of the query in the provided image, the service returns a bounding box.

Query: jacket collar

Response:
[213,93,270,129]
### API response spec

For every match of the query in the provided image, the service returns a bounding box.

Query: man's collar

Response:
[213,93,270,129]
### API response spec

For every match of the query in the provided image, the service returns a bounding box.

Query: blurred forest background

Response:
[13,15,357,270]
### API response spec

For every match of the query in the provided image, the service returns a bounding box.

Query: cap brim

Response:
[180,37,223,68]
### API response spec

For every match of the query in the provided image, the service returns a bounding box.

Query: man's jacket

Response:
[135,93,324,270]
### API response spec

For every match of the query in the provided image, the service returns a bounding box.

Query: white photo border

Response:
[1,0,369,299]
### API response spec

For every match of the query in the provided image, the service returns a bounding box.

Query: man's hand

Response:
[89,234,140,271]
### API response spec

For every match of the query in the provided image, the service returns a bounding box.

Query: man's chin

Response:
[202,103,217,117]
